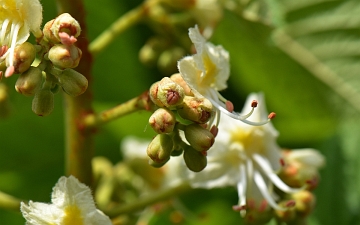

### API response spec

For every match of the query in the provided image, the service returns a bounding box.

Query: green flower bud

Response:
[149,108,176,134]
[43,13,81,45]
[149,77,185,108]
[177,96,213,123]
[139,36,169,67]
[184,123,214,152]
[147,134,173,164]
[15,67,43,96]
[48,44,82,69]
[157,47,185,75]
[56,69,88,96]
[148,158,169,168]
[243,199,273,225]
[0,83,10,118]
[183,145,207,172]
[32,84,54,116]
[13,42,36,74]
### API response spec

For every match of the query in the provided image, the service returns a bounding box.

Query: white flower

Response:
[179,93,300,216]
[177,26,271,126]
[20,176,112,225]
[0,0,43,77]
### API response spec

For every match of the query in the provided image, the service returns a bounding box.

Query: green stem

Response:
[89,0,156,56]
[0,191,23,212]
[83,91,155,129]
[105,183,191,218]
[56,0,94,187]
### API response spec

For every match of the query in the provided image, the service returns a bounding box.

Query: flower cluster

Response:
[0,0,87,116]
[171,93,325,224]
[146,25,274,172]
[21,176,112,225]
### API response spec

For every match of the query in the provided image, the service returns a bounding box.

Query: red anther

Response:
[226,100,234,112]
[166,90,180,105]
[201,150,207,156]
[280,158,285,167]
[285,200,296,207]
[210,125,219,137]
[251,100,258,108]
[5,66,14,78]
[0,45,8,57]
[232,205,246,212]
[268,112,276,119]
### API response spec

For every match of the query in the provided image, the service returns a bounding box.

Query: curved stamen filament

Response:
[1,19,10,44]
[8,22,21,67]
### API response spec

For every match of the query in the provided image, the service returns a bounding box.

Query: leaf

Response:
[268,0,360,113]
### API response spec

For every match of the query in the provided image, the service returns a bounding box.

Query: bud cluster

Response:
[2,13,87,116]
[147,74,217,172]
[138,0,223,74]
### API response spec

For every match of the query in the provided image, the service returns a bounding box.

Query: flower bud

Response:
[139,36,169,67]
[15,67,43,96]
[292,190,315,218]
[157,47,185,75]
[183,145,207,172]
[243,199,273,225]
[0,83,10,118]
[162,0,196,9]
[147,134,173,164]
[149,77,185,108]
[184,123,214,152]
[56,69,88,96]
[43,13,81,45]
[13,42,36,74]
[48,44,82,69]
[32,85,54,116]
[279,149,325,189]
[177,96,213,123]
[149,108,176,134]
[170,73,193,96]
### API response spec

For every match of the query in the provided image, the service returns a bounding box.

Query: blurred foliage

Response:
[1,0,360,224]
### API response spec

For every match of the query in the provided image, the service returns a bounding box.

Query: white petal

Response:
[21,201,62,225]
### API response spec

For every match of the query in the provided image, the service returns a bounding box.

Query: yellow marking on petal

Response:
[231,127,265,155]
[63,204,84,225]
[201,54,217,87]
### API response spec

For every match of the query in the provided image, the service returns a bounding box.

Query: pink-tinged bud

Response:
[149,77,185,108]
[170,73,193,96]
[147,134,173,164]
[183,145,207,172]
[184,123,214,152]
[243,199,273,224]
[43,13,81,45]
[15,67,43,96]
[177,96,213,123]
[56,69,88,96]
[32,87,54,116]
[48,44,82,69]
[149,108,176,134]
[13,42,36,74]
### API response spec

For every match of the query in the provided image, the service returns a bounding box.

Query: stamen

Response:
[209,99,271,126]
[232,205,246,217]
[251,100,258,108]
[237,164,247,217]
[5,66,14,78]
[8,22,21,68]
[253,170,287,211]
[268,112,276,119]
[1,19,10,43]
[59,32,77,46]
[253,154,302,193]
[226,100,234,112]
[0,46,8,57]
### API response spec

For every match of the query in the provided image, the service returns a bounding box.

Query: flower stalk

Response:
[0,191,23,212]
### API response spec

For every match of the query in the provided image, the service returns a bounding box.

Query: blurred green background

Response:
[1,0,360,224]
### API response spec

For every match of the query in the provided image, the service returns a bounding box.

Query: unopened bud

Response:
[147,134,173,164]
[15,67,43,96]
[292,190,315,218]
[139,36,169,67]
[184,124,214,152]
[32,86,54,116]
[243,199,273,225]
[158,47,185,75]
[48,44,82,69]
[170,73,193,96]
[0,83,10,118]
[149,108,176,134]
[56,69,88,96]
[43,13,81,45]
[149,77,184,108]
[148,158,169,168]
[177,96,213,123]
[183,145,207,172]
[13,42,36,74]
